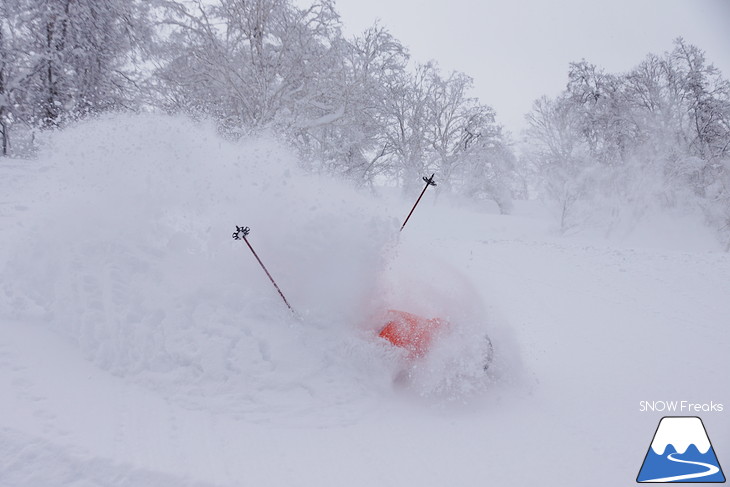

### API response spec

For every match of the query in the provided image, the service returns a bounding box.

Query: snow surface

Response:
[1,114,728,486]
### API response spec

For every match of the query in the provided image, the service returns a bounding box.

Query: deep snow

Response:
[1,115,728,486]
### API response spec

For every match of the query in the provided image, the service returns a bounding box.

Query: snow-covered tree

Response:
[524,39,730,243]
[457,130,516,214]
[524,95,597,231]
[377,63,433,190]
[16,0,151,127]
[0,0,23,155]
[155,0,343,135]
[315,24,409,184]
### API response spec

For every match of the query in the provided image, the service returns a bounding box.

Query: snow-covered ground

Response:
[1,115,728,486]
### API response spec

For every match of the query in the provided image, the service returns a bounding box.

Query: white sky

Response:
[326,0,730,136]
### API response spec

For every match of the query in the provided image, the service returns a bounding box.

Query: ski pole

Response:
[400,173,437,232]
[232,226,296,315]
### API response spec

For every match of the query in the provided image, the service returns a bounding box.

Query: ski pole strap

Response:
[233,226,296,315]
[400,173,437,232]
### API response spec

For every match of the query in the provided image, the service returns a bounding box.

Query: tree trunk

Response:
[0,122,7,156]
[44,21,57,128]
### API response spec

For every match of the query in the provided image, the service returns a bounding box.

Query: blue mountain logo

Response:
[637,416,725,483]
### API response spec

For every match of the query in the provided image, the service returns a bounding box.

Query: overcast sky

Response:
[327,0,730,136]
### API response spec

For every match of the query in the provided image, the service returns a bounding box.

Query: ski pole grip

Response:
[232,225,251,240]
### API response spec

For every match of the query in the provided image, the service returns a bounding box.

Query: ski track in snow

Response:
[1,115,728,486]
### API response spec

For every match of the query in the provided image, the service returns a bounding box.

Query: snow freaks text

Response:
[639,401,724,413]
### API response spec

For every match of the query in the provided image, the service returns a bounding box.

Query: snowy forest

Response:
[1,0,729,246]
